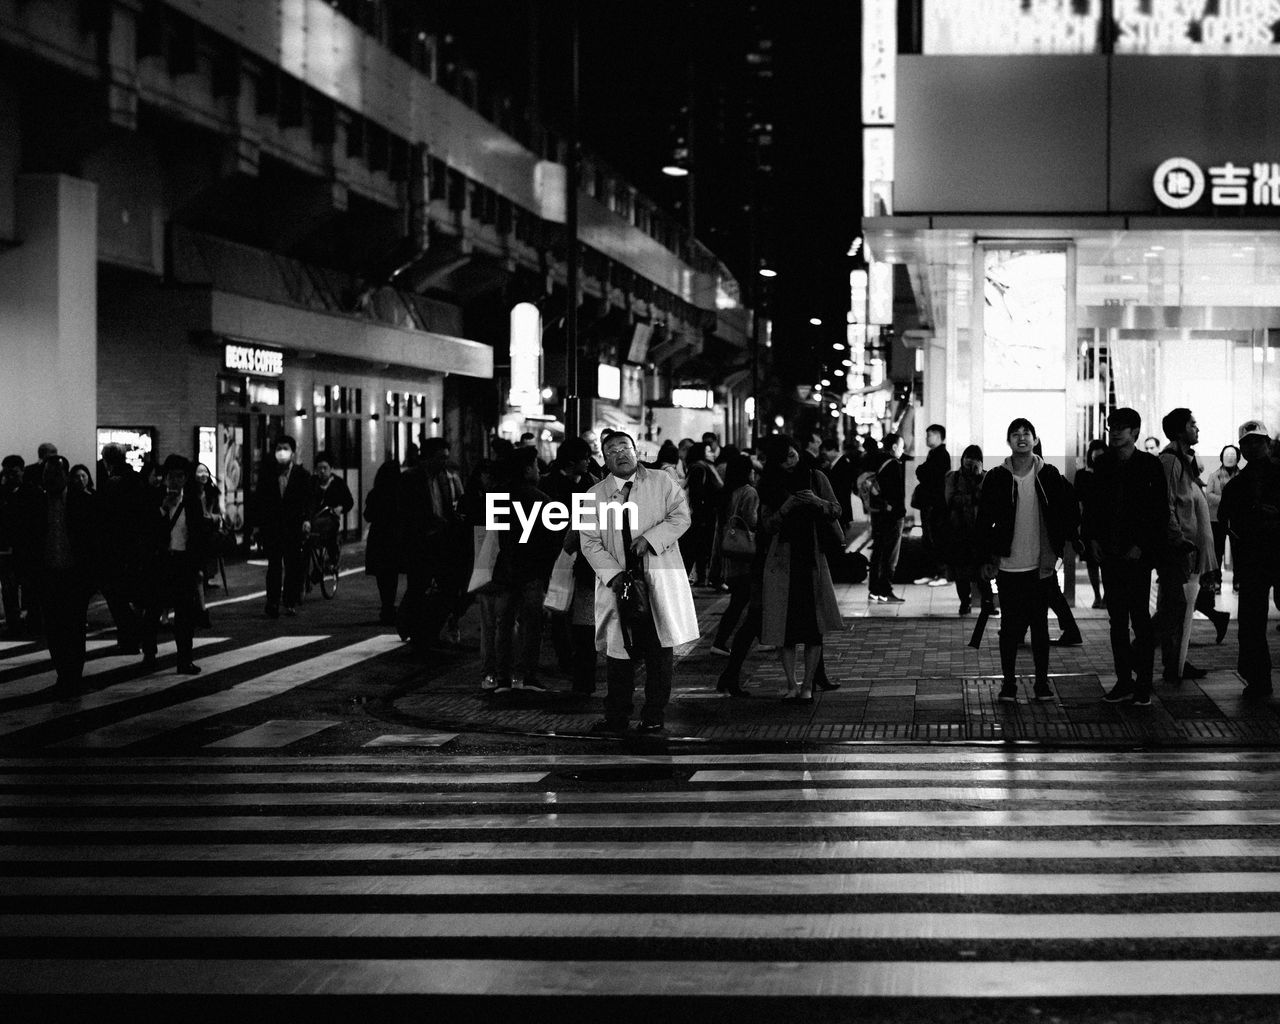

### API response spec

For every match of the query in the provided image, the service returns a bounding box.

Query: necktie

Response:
[621,480,635,569]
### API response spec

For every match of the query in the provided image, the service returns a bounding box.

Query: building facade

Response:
[862,0,1280,467]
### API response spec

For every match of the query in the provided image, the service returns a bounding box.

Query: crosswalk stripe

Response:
[10,807,1280,832]
[11,871,1280,898]
[691,769,1280,784]
[51,635,400,749]
[203,720,339,749]
[362,733,459,748]
[0,638,316,738]
[0,640,225,700]
[5,785,1280,809]
[0,771,549,788]
[0,641,31,652]
[7,910,1280,941]
[0,639,116,672]
[3,958,1280,997]
[7,836,1280,864]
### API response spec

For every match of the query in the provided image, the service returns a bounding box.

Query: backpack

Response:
[856,459,893,515]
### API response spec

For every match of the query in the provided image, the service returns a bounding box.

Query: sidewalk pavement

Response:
[396,573,1280,748]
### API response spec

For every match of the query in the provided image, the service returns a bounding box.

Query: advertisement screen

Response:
[97,427,155,474]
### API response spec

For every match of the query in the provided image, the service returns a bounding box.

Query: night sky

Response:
[427,0,862,390]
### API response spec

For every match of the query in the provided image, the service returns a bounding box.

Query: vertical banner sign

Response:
[509,302,543,416]
[862,0,896,218]
[869,261,894,325]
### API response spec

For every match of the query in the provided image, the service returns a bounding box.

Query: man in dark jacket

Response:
[1082,407,1178,706]
[0,455,32,636]
[827,437,863,530]
[140,455,208,674]
[97,443,148,653]
[1218,419,1280,701]
[912,423,952,586]
[868,432,906,602]
[253,435,311,618]
[976,418,1079,704]
[20,457,97,693]
[491,447,561,692]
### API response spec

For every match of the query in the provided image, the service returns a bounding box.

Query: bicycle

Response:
[302,509,341,600]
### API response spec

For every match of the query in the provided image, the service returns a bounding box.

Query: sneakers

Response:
[912,575,934,585]
[868,592,886,603]
[1102,680,1136,704]
[881,591,905,604]
[927,576,949,587]
[492,679,513,693]
[1130,691,1153,707]
[710,644,731,657]
[998,682,1019,703]
[515,678,548,692]
[479,674,498,692]
[1032,680,1054,702]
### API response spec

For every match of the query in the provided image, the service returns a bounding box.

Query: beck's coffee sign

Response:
[223,343,284,377]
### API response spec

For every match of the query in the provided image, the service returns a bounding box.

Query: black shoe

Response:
[1243,683,1274,701]
[1213,612,1230,645]
[1131,691,1153,707]
[141,651,157,670]
[1181,661,1208,680]
[1032,680,1054,702]
[1103,680,1136,704]
[589,718,627,734]
[998,683,1019,704]
[636,721,666,735]
[815,678,840,692]
[515,678,548,692]
[1049,633,1083,647]
[958,603,971,616]
[112,643,141,656]
[176,663,201,676]
[881,591,905,604]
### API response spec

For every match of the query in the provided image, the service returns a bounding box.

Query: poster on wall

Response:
[982,248,1067,391]
[217,423,246,533]
[96,427,154,474]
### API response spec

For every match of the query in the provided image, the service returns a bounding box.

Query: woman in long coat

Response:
[942,444,994,616]
[758,434,843,701]
[363,457,403,625]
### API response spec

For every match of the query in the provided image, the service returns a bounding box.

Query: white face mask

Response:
[275,450,292,465]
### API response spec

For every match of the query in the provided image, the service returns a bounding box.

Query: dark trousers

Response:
[920,507,942,575]
[1045,574,1081,638]
[955,577,994,609]
[493,578,545,684]
[142,553,198,665]
[1236,577,1273,688]
[0,551,20,632]
[101,579,141,650]
[1156,564,1191,674]
[997,570,1050,685]
[723,596,763,688]
[683,514,716,584]
[1211,521,1228,573]
[264,538,304,609]
[1100,560,1155,691]
[40,570,90,687]
[375,570,399,612]
[713,576,751,648]
[604,612,673,725]
[869,513,904,595]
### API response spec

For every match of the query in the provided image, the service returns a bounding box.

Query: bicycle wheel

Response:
[320,549,340,599]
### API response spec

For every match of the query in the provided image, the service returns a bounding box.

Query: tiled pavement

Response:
[396,572,1280,747]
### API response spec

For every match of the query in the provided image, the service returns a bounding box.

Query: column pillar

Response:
[0,175,98,466]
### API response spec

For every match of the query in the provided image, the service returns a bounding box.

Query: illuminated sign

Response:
[508,302,543,415]
[1116,0,1280,54]
[223,343,283,377]
[862,0,896,125]
[97,427,154,474]
[672,388,714,410]
[1154,156,1280,209]
[597,363,621,402]
[869,262,894,325]
[925,0,1099,54]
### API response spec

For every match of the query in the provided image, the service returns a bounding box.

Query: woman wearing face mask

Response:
[941,444,995,616]
[757,434,844,701]
[252,435,311,618]
[1205,444,1241,591]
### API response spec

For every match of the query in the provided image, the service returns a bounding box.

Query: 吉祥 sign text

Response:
[223,343,284,377]
[1154,157,1280,210]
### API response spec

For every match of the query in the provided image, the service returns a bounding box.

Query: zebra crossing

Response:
[0,633,403,751]
[2,750,1280,1010]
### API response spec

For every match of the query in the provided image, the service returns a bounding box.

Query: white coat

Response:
[580,465,699,659]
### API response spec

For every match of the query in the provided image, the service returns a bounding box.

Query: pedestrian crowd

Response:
[3,407,1277,721]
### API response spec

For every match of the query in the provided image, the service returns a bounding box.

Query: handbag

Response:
[466,526,499,593]
[543,549,576,614]
[614,570,652,650]
[721,489,756,560]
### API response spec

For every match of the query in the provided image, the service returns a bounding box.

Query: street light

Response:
[809,317,823,326]
[758,266,777,278]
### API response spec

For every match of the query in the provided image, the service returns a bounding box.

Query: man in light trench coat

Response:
[580,431,699,734]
